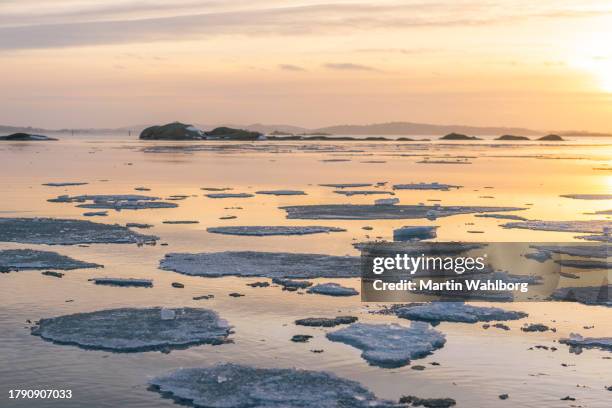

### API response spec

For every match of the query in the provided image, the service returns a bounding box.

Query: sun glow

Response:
[570,29,612,93]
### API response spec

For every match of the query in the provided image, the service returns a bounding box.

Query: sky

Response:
[1,0,612,131]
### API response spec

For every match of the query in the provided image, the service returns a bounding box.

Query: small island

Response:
[537,134,565,141]
[139,122,263,141]
[0,133,57,141]
[495,135,530,141]
[439,133,481,140]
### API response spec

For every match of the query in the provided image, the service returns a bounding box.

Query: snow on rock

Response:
[206,226,346,236]
[282,204,525,220]
[501,220,611,234]
[255,190,306,195]
[395,302,528,323]
[326,322,446,367]
[160,251,360,278]
[149,363,401,407]
[31,307,231,352]
[307,283,359,296]
[0,249,102,271]
[0,218,158,245]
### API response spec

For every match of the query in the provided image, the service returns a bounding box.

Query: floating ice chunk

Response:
[90,278,152,287]
[560,194,612,200]
[475,214,528,221]
[392,183,461,191]
[206,226,346,236]
[319,183,373,188]
[149,363,401,407]
[160,251,360,278]
[205,193,254,198]
[83,211,108,217]
[31,308,231,352]
[282,204,526,220]
[375,198,400,206]
[0,218,157,245]
[255,190,306,195]
[326,322,446,367]
[48,194,177,210]
[307,283,358,296]
[334,190,394,196]
[556,259,611,269]
[393,226,437,241]
[160,308,176,320]
[295,316,358,327]
[272,277,313,289]
[530,244,609,259]
[502,220,611,234]
[560,335,612,351]
[0,249,102,271]
[551,285,611,306]
[395,302,528,323]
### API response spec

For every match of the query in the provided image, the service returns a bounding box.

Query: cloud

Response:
[279,64,306,71]
[324,63,379,72]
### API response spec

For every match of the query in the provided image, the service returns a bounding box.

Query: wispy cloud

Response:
[324,63,379,72]
[279,64,306,71]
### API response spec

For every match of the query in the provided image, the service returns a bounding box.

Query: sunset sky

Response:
[1,0,612,131]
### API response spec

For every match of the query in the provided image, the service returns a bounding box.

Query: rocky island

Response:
[439,132,481,140]
[0,133,57,141]
[139,122,263,140]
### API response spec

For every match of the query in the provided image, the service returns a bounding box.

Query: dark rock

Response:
[205,126,263,140]
[439,133,480,141]
[538,134,565,141]
[171,282,185,288]
[521,323,550,332]
[139,122,204,140]
[228,292,245,297]
[247,281,270,288]
[41,271,64,278]
[495,135,529,141]
[399,395,456,407]
[560,396,575,401]
[0,133,57,141]
[291,334,313,343]
[411,365,426,371]
[499,394,509,400]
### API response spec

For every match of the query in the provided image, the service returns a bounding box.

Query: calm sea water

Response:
[0,136,610,407]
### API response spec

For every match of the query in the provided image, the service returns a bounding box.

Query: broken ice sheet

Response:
[0,249,102,271]
[0,218,158,245]
[205,193,254,198]
[206,226,346,236]
[560,333,612,352]
[551,285,611,307]
[307,283,359,296]
[395,302,528,324]
[326,322,446,368]
[160,251,360,278]
[392,182,461,191]
[48,194,178,210]
[31,307,231,352]
[560,194,612,200]
[255,190,306,195]
[501,220,611,234]
[149,363,401,407]
[282,204,525,220]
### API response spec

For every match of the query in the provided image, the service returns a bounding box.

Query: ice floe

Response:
[334,190,395,196]
[475,214,528,221]
[0,249,102,271]
[395,302,528,323]
[42,182,88,187]
[295,316,358,327]
[89,278,152,287]
[530,244,609,259]
[149,363,401,407]
[272,277,313,289]
[501,220,611,234]
[160,251,360,278]
[0,218,157,245]
[48,194,178,210]
[205,193,254,198]
[307,283,359,296]
[31,307,231,352]
[560,333,612,351]
[392,182,461,191]
[551,285,611,306]
[206,226,346,236]
[326,322,445,367]
[319,183,373,188]
[393,226,437,241]
[560,194,612,200]
[255,190,306,195]
[282,204,525,220]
